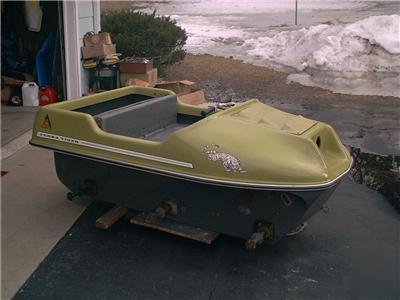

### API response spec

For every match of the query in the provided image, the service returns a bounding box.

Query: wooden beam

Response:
[95,206,128,229]
[130,212,219,244]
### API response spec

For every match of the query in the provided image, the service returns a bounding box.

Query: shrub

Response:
[101,10,187,66]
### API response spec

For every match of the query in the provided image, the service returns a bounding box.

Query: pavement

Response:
[13,178,400,299]
[1,104,399,300]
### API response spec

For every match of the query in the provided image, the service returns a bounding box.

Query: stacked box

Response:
[81,44,116,59]
[121,68,158,87]
[119,58,154,73]
[120,57,157,87]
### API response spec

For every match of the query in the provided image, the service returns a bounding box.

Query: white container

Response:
[22,82,39,106]
[23,0,43,32]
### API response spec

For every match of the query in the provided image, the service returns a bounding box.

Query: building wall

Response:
[63,0,100,99]
[78,0,101,96]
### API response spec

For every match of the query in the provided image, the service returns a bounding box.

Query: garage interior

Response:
[1,1,66,106]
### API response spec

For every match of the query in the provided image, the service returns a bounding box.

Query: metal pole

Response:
[295,0,298,25]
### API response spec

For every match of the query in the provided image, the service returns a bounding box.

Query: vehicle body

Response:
[30,86,352,246]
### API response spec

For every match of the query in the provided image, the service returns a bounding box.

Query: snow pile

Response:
[346,15,400,54]
[156,0,368,16]
[243,15,400,73]
[170,14,248,54]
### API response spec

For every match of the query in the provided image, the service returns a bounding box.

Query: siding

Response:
[77,0,100,95]
[78,1,94,46]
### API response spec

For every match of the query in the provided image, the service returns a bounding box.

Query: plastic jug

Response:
[23,0,43,32]
[22,82,39,106]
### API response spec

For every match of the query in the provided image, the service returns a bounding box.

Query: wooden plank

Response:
[1,73,34,86]
[95,206,128,229]
[2,76,25,86]
[130,212,219,244]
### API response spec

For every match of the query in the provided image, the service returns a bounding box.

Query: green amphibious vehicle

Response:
[30,86,352,248]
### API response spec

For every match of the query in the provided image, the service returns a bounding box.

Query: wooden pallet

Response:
[130,212,219,244]
[95,206,219,244]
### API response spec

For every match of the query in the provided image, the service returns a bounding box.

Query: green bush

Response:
[101,10,187,66]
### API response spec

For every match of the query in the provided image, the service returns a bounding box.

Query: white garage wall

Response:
[78,0,101,96]
[63,0,100,99]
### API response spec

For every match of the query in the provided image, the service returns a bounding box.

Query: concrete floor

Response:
[1,105,38,146]
[1,146,89,300]
[1,106,89,300]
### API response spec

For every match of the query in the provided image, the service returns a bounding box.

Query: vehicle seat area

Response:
[94,94,179,140]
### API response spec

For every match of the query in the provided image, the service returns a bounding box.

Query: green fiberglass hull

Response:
[30,86,352,244]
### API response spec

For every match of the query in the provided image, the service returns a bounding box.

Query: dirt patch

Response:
[350,147,400,212]
[100,1,135,12]
[163,54,400,105]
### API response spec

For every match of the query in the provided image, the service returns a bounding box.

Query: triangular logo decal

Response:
[42,114,52,129]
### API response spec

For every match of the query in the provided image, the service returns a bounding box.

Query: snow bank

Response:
[170,14,248,54]
[243,15,400,73]
[156,0,368,16]
[346,15,400,54]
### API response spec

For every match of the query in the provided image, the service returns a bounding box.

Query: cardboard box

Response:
[125,78,151,87]
[84,32,112,47]
[155,80,206,105]
[81,44,116,59]
[1,85,11,103]
[119,58,154,74]
[120,68,158,87]
[155,80,195,94]
[178,89,206,105]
